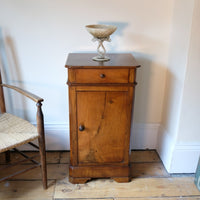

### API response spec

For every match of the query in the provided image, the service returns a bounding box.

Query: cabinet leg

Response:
[69,177,91,184]
[113,177,131,183]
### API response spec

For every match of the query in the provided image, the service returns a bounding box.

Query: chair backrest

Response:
[0,28,6,113]
[0,69,6,114]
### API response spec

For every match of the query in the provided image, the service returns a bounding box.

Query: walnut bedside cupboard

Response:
[65,53,140,184]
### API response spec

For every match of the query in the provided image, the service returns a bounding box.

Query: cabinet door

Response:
[77,90,131,165]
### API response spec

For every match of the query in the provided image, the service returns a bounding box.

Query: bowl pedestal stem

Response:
[92,36,111,61]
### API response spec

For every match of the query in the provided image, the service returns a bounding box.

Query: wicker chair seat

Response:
[0,113,38,153]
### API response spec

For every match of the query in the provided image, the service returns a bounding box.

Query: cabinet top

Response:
[65,53,140,69]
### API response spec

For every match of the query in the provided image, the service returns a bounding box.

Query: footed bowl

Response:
[85,24,117,38]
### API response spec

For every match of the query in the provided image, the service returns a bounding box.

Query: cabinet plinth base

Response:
[69,165,130,184]
[112,177,131,183]
[69,177,91,184]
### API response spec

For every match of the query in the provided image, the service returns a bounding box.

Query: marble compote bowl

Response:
[85,24,117,61]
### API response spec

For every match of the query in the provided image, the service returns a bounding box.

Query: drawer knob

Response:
[100,74,106,78]
[79,125,85,131]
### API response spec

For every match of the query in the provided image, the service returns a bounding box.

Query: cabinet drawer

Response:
[70,69,129,84]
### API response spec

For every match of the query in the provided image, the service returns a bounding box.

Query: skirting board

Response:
[44,124,70,150]
[170,144,200,173]
[157,126,200,173]
[18,123,160,151]
[45,123,160,150]
[130,123,160,149]
[18,124,70,151]
[157,126,175,172]
[18,123,200,173]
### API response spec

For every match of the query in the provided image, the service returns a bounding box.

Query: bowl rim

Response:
[85,24,117,30]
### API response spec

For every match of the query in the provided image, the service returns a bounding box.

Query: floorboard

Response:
[0,180,55,200]
[54,177,200,199]
[0,150,199,200]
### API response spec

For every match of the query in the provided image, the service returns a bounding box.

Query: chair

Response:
[0,71,47,189]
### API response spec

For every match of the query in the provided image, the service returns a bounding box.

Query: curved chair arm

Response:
[0,83,47,189]
[1,84,43,103]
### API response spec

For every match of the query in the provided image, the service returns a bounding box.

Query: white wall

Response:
[171,0,200,173]
[157,0,194,171]
[177,0,200,144]
[0,0,174,150]
[0,1,199,173]
[158,0,200,173]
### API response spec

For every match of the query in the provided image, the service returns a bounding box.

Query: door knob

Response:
[100,74,106,78]
[79,125,85,131]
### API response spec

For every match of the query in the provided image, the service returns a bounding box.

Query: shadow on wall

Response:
[133,52,153,121]
[124,52,167,149]
[98,21,129,52]
[91,22,168,149]
[0,28,28,119]
[130,52,153,149]
[156,62,177,170]
[161,68,176,131]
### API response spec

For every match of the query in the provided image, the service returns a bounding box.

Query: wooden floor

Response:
[0,150,199,200]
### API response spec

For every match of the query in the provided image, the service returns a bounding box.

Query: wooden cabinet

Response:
[65,53,140,184]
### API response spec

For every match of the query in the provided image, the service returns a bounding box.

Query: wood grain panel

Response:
[77,91,129,164]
